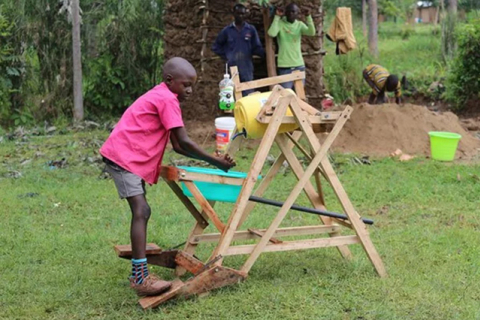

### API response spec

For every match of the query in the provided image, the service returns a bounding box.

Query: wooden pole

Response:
[262,8,277,83]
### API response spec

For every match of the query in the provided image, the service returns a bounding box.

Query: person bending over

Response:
[363,64,402,104]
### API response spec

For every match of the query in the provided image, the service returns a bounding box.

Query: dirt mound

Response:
[330,103,480,159]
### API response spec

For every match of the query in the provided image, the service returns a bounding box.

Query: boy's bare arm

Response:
[170,127,235,171]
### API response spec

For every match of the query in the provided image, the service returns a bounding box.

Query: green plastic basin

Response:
[428,131,462,161]
[178,166,255,203]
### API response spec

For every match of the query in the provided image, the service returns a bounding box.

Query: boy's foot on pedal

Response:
[130,275,172,296]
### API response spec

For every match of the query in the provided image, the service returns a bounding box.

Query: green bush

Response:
[445,20,480,108]
[324,50,370,104]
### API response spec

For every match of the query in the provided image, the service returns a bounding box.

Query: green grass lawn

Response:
[1,129,480,319]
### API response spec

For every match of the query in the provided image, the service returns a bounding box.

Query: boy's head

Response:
[233,3,248,24]
[385,74,399,92]
[285,3,300,23]
[163,57,197,102]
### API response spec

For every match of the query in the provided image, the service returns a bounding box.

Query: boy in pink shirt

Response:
[100,57,235,297]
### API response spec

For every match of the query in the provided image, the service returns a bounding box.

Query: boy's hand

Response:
[215,152,236,172]
[276,7,284,16]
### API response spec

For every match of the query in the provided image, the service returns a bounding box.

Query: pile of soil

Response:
[330,103,480,159]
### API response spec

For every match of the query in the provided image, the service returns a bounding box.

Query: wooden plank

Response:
[139,279,185,310]
[175,251,205,275]
[159,166,180,182]
[284,102,355,260]
[258,114,340,125]
[240,102,350,273]
[290,103,387,277]
[275,135,352,260]
[184,181,225,232]
[236,72,305,92]
[293,71,307,101]
[191,225,341,244]
[321,155,388,277]
[146,250,178,269]
[255,85,284,123]
[230,66,243,101]
[176,221,207,276]
[248,228,283,244]
[178,170,244,186]
[164,180,209,228]
[237,131,303,228]
[211,96,292,263]
[226,236,360,256]
[263,8,277,82]
[181,266,246,298]
[114,243,161,258]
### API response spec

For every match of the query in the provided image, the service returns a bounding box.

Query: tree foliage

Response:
[446,20,480,108]
[0,0,164,128]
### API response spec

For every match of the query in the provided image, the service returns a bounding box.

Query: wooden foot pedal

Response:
[139,279,185,309]
[139,266,246,309]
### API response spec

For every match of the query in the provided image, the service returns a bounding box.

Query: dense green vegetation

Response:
[0,0,164,127]
[445,20,480,107]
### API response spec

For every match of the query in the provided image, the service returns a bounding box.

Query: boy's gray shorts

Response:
[104,160,146,199]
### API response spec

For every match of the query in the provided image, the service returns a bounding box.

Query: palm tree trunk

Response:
[72,0,84,121]
[368,0,378,57]
[362,0,367,37]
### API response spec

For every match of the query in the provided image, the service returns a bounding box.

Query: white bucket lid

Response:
[215,117,236,128]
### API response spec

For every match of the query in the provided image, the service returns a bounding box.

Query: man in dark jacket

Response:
[212,3,265,95]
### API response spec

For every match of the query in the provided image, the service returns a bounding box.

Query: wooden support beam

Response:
[226,236,360,256]
[240,99,351,274]
[190,225,341,244]
[178,170,245,186]
[263,7,277,87]
[236,131,303,228]
[236,72,305,92]
[248,228,283,244]
[288,101,387,277]
[211,95,292,263]
[184,181,225,232]
[175,251,205,275]
[114,243,161,258]
[164,180,209,228]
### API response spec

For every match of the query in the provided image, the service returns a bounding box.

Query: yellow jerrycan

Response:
[234,91,299,139]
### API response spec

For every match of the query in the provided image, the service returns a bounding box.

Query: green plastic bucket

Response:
[428,131,462,161]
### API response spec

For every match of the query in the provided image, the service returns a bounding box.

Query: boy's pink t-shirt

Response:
[100,82,184,184]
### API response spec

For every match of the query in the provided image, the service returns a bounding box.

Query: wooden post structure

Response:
[114,72,387,310]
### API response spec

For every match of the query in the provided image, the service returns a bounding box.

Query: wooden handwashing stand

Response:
[114,71,387,310]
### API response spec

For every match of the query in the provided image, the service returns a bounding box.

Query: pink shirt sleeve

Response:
[157,97,184,130]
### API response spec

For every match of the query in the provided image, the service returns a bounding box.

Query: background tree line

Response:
[0,0,478,129]
[0,0,164,127]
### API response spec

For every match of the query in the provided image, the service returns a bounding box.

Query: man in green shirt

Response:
[268,3,316,89]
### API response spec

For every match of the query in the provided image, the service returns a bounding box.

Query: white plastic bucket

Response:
[215,117,236,153]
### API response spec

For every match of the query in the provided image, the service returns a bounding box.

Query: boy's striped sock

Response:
[131,258,149,285]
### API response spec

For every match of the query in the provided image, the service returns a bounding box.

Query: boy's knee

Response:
[133,203,151,220]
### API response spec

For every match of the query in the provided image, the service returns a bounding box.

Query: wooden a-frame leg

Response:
[184,182,225,233]
[237,131,303,228]
[240,109,346,273]
[176,221,207,276]
[210,95,293,265]
[289,100,387,277]
[275,134,353,260]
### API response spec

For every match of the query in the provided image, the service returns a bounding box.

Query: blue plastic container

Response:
[178,166,253,203]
